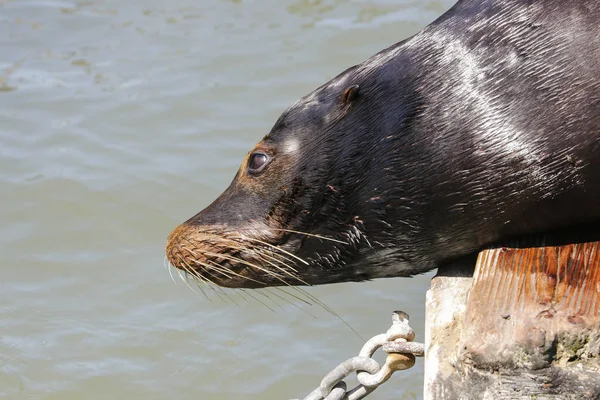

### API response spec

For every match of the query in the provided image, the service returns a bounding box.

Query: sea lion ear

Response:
[341,85,360,104]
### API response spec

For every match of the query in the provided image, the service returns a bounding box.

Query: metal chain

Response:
[299,311,425,400]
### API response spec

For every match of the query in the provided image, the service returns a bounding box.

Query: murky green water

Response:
[1,0,454,398]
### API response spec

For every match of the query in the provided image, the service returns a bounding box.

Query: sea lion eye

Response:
[248,153,269,173]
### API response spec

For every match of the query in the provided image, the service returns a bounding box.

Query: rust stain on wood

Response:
[460,241,600,367]
[470,242,600,318]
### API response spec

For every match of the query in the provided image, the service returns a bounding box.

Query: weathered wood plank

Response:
[425,241,600,400]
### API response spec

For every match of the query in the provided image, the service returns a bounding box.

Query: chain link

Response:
[299,311,424,400]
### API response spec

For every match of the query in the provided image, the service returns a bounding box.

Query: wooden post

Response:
[424,241,600,399]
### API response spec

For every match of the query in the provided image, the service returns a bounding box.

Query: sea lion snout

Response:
[165,204,311,288]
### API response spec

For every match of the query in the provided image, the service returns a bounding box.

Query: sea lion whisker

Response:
[228,287,253,305]
[178,259,202,294]
[182,273,200,293]
[191,256,237,280]
[174,245,357,334]
[253,251,301,275]
[181,238,308,287]
[203,281,230,304]
[271,286,314,307]
[177,257,192,282]
[200,279,232,303]
[189,276,212,302]
[178,246,237,280]
[265,287,321,319]
[283,284,344,316]
[249,248,300,274]
[184,272,216,301]
[215,241,306,283]
[206,241,279,264]
[196,245,317,308]
[187,269,210,286]
[219,287,244,307]
[241,237,310,266]
[177,255,199,278]
[209,251,307,289]
[252,289,287,312]
[179,250,237,290]
[228,240,302,271]
[187,271,210,287]
[165,255,183,285]
[201,250,290,283]
[203,277,240,306]
[198,257,274,288]
[166,258,178,284]
[289,286,364,339]
[251,251,308,286]
[272,228,348,244]
[188,262,238,304]
[174,264,188,286]
[181,255,217,283]
[240,288,277,312]
[226,238,309,274]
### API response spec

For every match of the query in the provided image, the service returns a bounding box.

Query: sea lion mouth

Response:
[165,223,311,288]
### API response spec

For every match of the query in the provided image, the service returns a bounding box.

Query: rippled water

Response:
[1,1,454,398]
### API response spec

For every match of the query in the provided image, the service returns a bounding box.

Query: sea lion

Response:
[166,0,600,289]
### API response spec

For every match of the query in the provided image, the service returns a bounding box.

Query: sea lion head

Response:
[165,67,409,288]
[165,1,600,290]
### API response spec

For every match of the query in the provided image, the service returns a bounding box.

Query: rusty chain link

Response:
[299,311,424,400]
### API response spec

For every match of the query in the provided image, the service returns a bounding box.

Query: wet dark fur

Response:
[166,0,600,288]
